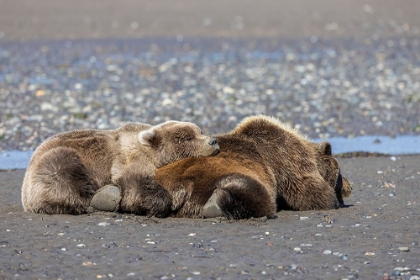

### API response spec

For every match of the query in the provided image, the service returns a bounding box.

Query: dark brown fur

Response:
[22,121,219,216]
[156,115,352,219]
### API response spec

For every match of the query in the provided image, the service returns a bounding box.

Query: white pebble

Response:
[398,247,410,252]
[76,244,86,248]
[188,233,196,236]
[300,216,310,220]
[323,250,332,254]
[98,222,110,226]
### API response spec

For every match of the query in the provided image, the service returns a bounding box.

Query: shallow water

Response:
[1,135,419,170]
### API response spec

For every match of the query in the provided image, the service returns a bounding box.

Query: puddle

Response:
[319,135,420,155]
[0,135,419,170]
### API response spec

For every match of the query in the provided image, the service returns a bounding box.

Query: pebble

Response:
[398,246,410,252]
[97,222,110,226]
[323,250,332,255]
[289,264,297,270]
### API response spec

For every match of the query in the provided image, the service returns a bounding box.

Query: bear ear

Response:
[138,129,162,147]
[319,141,332,155]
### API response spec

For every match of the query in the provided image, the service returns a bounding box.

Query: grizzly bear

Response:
[155,115,352,219]
[21,121,220,216]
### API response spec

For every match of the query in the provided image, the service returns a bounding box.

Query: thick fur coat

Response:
[22,121,219,216]
[156,115,352,219]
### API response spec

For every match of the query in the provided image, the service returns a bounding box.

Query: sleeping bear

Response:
[21,121,219,216]
[155,115,352,219]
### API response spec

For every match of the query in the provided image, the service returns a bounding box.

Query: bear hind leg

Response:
[203,174,276,219]
[26,147,97,214]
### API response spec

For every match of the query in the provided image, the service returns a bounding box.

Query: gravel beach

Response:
[1,0,420,279]
[1,156,420,279]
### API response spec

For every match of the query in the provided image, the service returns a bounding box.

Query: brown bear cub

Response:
[21,121,219,216]
[155,115,352,219]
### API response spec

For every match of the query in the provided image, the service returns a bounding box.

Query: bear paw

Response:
[90,185,121,212]
[202,191,222,218]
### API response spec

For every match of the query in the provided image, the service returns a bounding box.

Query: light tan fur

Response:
[22,121,219,215]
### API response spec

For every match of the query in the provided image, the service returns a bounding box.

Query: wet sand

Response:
[1,156,419,279]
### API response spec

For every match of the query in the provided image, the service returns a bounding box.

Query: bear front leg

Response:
[116,173,173,217]
[279,175,340,211]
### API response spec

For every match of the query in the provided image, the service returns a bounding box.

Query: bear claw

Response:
[90,185,121,212]
[203,191,222,218]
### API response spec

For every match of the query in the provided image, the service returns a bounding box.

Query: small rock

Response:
[98,222,110,226]
[90,185,121,212]
[398,247,410,252]
[323,250,332,255]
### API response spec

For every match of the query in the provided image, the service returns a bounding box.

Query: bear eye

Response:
[186,135,194,141]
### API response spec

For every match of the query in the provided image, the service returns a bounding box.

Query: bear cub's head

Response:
[139,121,219,168]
